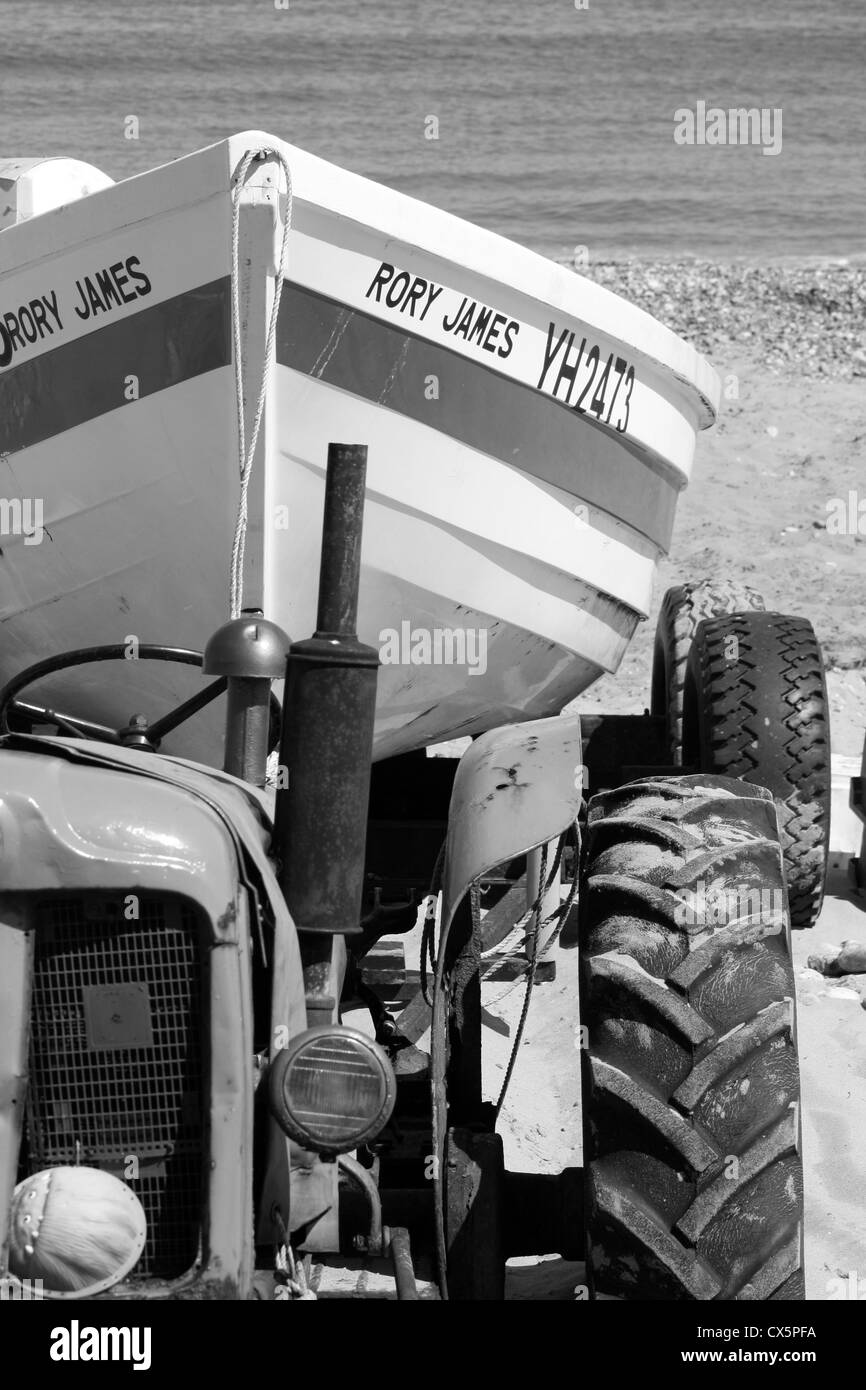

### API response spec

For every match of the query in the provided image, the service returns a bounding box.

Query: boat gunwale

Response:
[0,131,720,428]
[226,130,721,427]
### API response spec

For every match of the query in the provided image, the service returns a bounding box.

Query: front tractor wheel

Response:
[682,612,831,931]
[580,775,804,1301]
[652,580,766,765]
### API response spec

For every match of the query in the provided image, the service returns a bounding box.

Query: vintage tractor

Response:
[0,446,829,1301]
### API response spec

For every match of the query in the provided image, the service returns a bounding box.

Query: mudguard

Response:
[429,712,584,1296]
[441,711,584,935]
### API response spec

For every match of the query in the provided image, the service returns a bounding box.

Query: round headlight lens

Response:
[268,1026,395,1154]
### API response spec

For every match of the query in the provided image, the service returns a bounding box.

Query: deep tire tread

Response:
[652,581,766,765]
[581,773,804,1301]
[683,612,830,929]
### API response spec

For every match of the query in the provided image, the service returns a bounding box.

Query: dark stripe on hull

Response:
[276,284,678,549]
[0,269,677,552]
[0,278,230,456]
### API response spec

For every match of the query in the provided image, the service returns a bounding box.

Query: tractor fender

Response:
[441,712,584,933]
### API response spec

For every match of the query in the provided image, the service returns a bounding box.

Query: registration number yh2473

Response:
[537,322,636,434]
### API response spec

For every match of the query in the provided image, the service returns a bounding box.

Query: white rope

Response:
[229,147,293,619]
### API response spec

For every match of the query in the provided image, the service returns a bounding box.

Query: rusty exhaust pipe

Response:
[273,444,379,956]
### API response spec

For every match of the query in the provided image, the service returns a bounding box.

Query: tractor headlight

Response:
[268,1026,396,1154]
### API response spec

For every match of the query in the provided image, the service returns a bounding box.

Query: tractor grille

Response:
[24,896,206,1279]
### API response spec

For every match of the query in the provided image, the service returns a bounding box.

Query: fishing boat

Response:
[0,132,719,766]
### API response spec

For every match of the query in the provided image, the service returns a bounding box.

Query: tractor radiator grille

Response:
[24,896,205,1279]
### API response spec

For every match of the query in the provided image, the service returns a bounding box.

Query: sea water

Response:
[0,0,863,260]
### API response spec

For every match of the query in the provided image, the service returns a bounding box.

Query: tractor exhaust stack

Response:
[273,443,379,938]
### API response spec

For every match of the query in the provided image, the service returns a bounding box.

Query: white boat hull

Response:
[0,133,719,765]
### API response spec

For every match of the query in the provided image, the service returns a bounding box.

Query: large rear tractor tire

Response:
[683,612,830,931]
[652,581,766,764]
[580,775,804,1301]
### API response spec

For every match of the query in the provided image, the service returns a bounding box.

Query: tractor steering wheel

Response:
[0,643,281,752]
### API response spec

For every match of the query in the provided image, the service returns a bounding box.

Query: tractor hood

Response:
[0,733,280,916]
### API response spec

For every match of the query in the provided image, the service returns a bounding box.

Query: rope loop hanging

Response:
[229,147,293,619]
